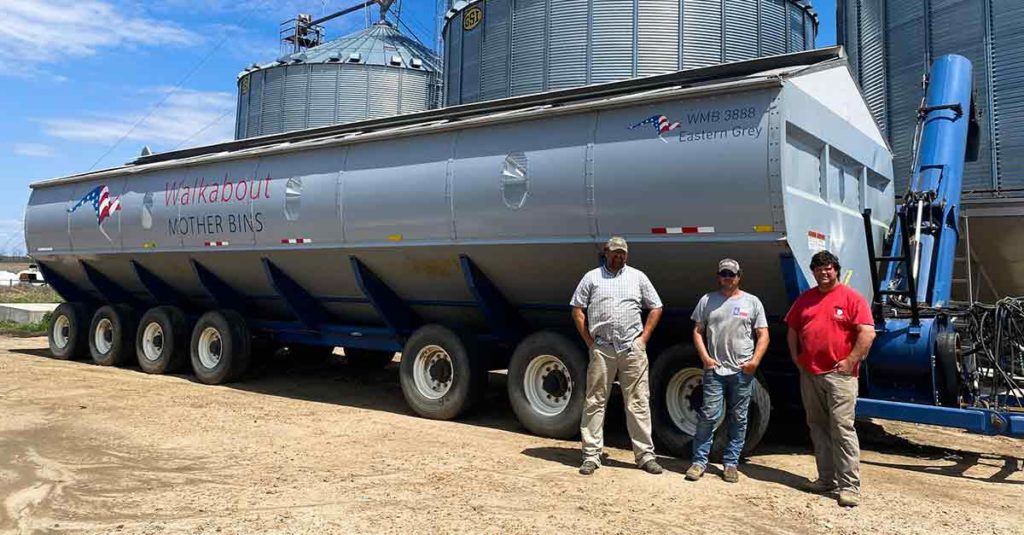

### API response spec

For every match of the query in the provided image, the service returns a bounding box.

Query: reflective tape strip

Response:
[651,226,716,234]
[281,238,313,244]
[204,241,230,247]
[808,231,826,240]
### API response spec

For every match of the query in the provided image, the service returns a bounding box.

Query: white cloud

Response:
[42,87,237,151]
[0,219,26,257]
[0,1,200,78]
[12,143,57,158]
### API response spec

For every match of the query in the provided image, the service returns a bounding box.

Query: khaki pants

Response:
[580,341,656,466]
[800,371,861,493]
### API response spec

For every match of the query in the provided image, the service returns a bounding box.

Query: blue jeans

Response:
[691,370,754,467]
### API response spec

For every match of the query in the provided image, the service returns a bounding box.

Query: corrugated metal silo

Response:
[443,0,819,106]
[235,21,442,139]
[839,0,1024,197]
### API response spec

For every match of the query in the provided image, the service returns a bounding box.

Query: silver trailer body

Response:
[443,0,818,106]
[26,50,893,332]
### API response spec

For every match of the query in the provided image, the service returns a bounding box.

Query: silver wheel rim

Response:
[53,315,71,349]
[94,318,114,355]
[412,344,453,400]
[198,327,223,369]
[523,354,572,416]
[665,367,706,435]
[142,322,165,362]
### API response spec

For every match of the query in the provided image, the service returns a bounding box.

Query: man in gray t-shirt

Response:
[684,259,769,484]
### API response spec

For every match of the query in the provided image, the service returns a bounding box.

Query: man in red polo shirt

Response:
[785,251,876,508]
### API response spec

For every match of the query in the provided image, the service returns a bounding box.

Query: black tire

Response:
[345,347,396,369]
[399,324,486,420]
[190,310,252,385]
[507,331,588,439]
[136,306,188,374]
[48,302,90,360]
[650,344,771,460]
[88,304,136,366]
[935,331,962,407]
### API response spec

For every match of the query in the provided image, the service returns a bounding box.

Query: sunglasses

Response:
[717,271,738,278]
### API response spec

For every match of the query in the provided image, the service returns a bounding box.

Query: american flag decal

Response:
[629,114,682,139]
[67,185,121,241]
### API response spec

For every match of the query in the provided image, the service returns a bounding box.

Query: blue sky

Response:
[0,0,836,255]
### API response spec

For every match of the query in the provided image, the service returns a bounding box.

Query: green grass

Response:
[0,285,62,303]
[0,312,51,337]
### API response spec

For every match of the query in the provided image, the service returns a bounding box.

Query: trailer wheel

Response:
[136,306,188,374]
[89,305,136,366]
[49,302,90,360]
[650,344,771,460]
[399,324,486,420]
[345,347,396,369]
[190,310,252,384]
[507,331,587,439]
[935,331,962,407]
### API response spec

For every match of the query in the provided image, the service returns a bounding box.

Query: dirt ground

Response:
[1,336,1021,535]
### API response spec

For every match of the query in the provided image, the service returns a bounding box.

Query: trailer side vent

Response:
[285,177,302,221]
[501,152,529,210]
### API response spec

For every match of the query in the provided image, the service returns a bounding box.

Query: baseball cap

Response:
[605,236,628,253]
[718,258,740,273]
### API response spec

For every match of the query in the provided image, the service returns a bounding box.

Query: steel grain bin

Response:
[236,21,442,139]
[839,0,1024,197]
[443,0,819,106]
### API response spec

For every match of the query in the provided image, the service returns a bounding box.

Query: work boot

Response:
[579,460,599,476]
[722,465,739,483]
[640,459,663,475]
[802,478,837,495]
[837,491,861,507]
[685,463,706,481]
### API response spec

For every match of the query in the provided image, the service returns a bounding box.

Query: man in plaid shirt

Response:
[571,236,664,476]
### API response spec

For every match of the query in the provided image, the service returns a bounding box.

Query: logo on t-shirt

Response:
[732,306,749,318]
[834,307,845,318]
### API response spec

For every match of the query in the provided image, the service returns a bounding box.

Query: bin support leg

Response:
[81,260,143,308]
[262,258,334,331]
[350,256,420,339]
[459,254,528,345]
[37,262,99,306]
[191,259,245,310]
[131,260,188,309]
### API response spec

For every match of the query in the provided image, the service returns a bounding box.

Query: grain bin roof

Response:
[242,21,441,77]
